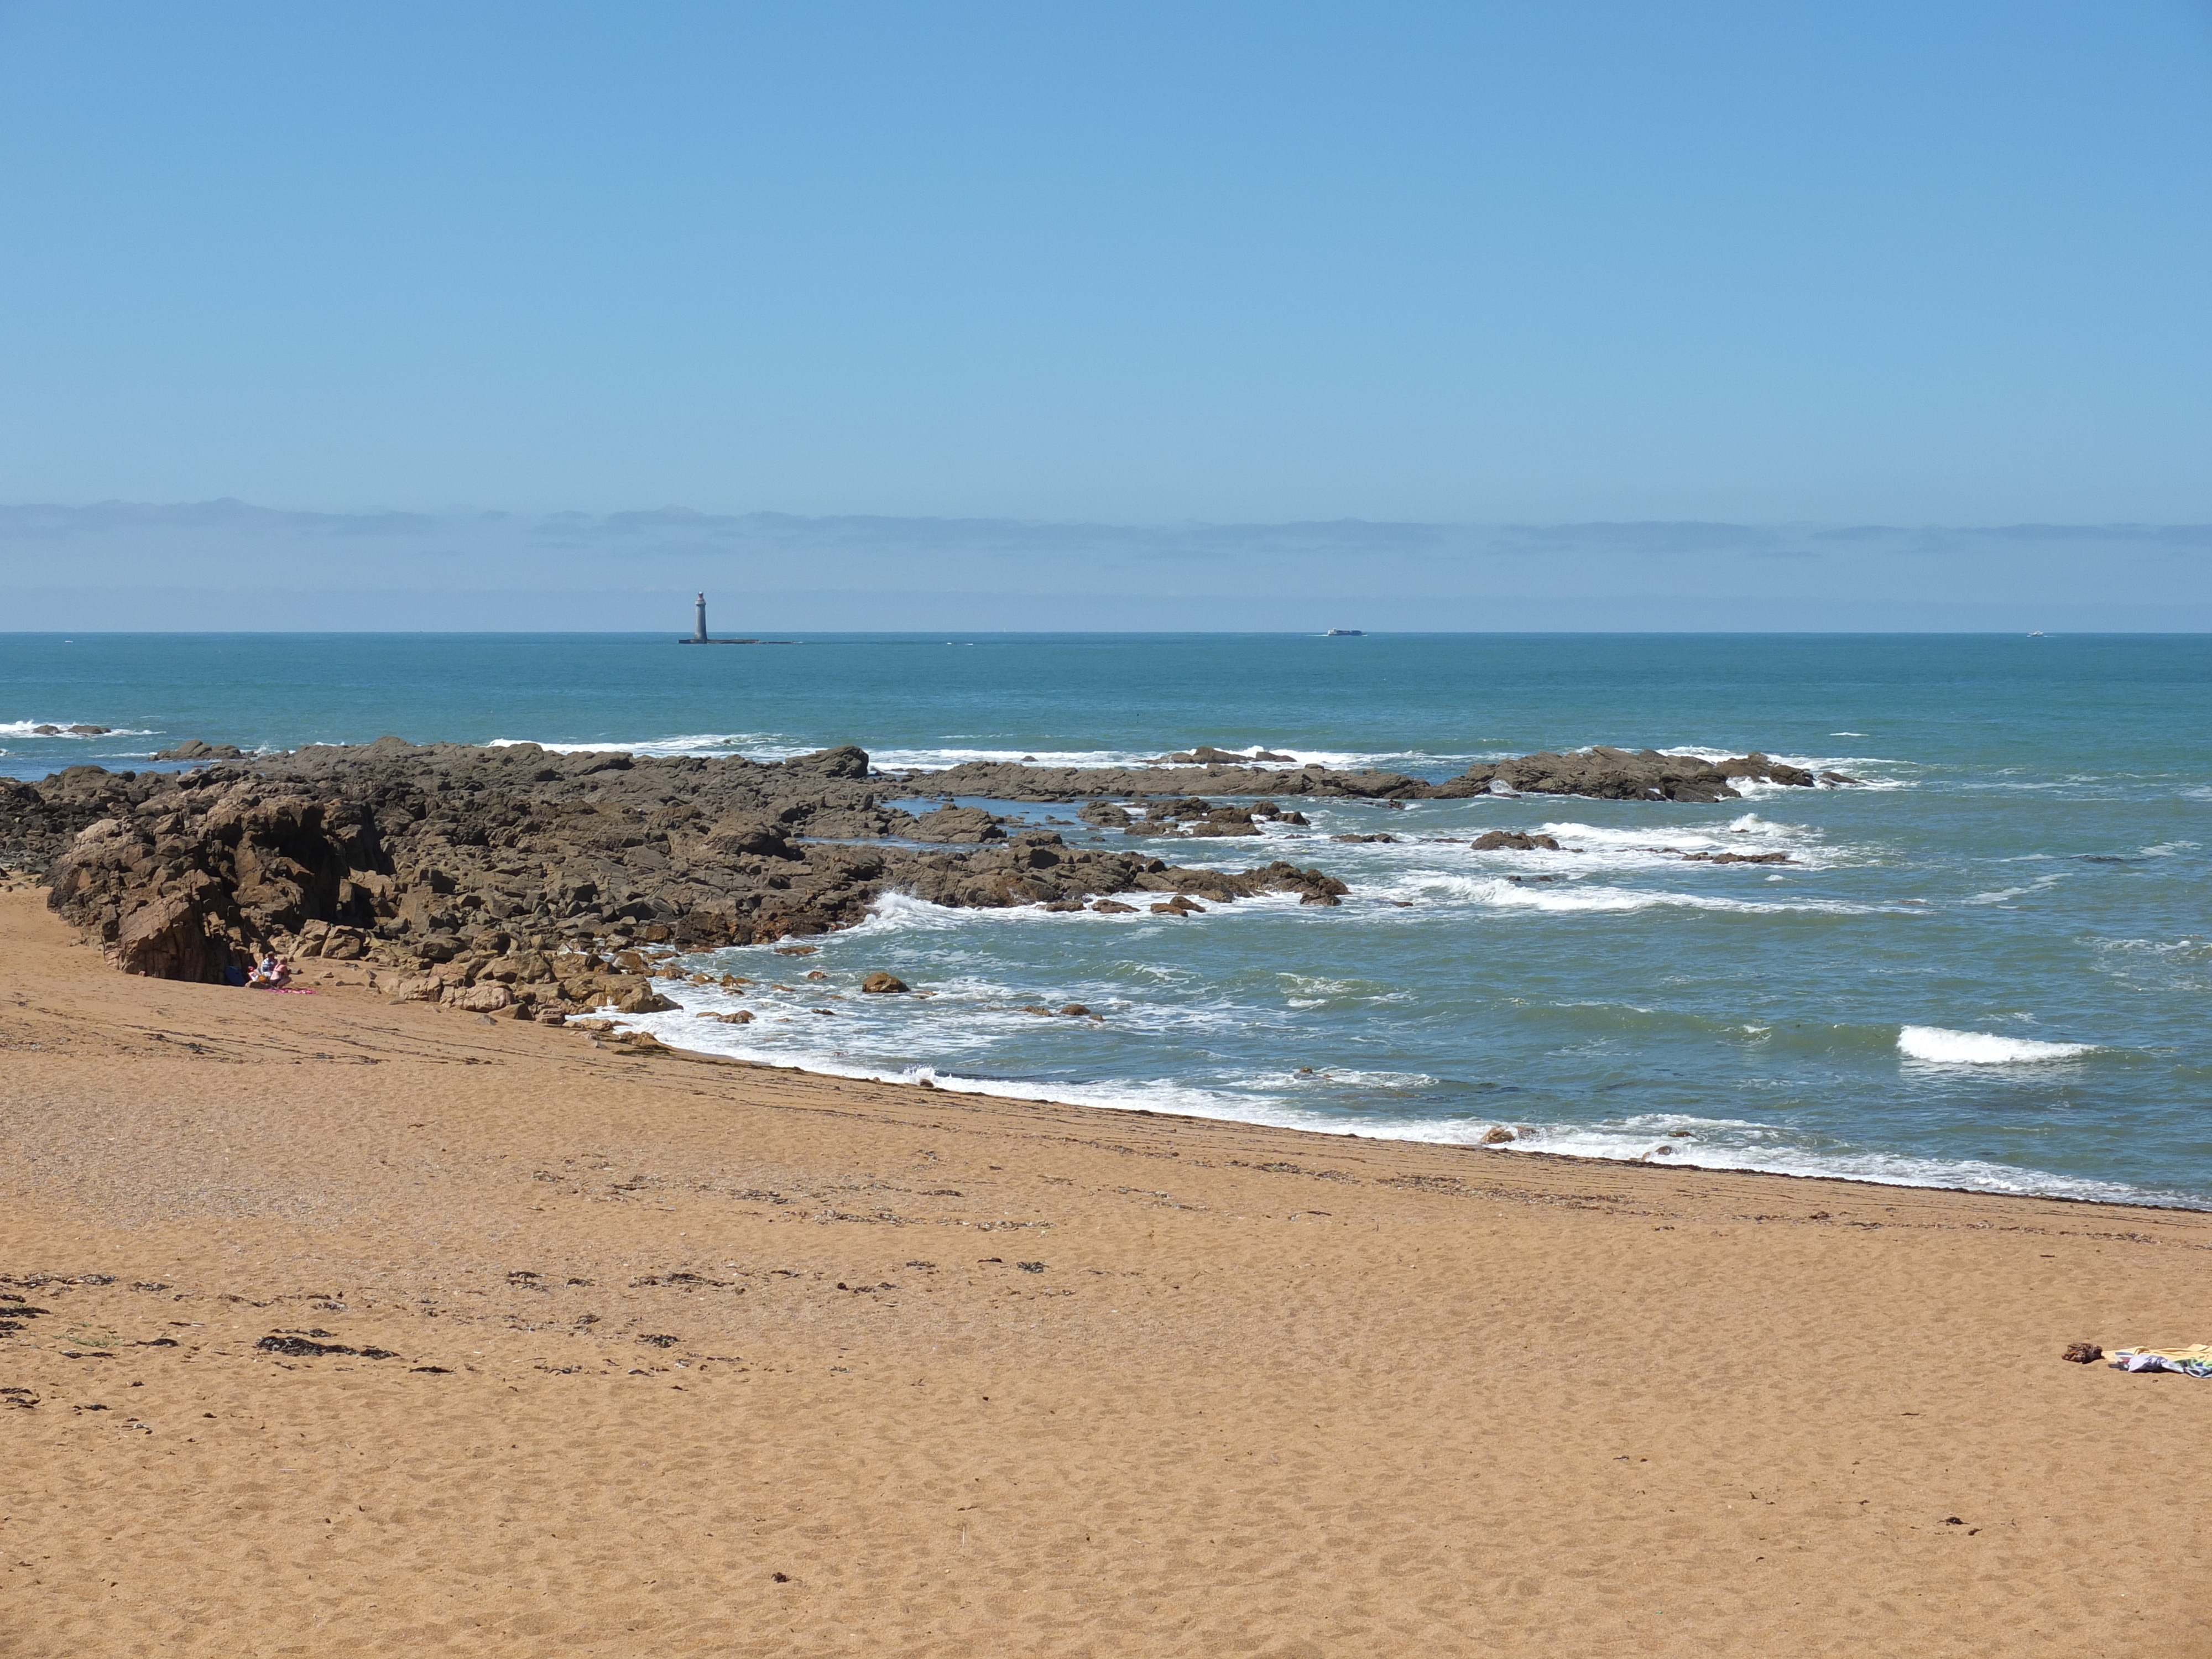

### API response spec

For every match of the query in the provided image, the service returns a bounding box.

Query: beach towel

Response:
[2109,1345,2212,1378]
[251,987,319,995]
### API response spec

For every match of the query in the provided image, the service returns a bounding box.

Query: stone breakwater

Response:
[0,738,1844,1008]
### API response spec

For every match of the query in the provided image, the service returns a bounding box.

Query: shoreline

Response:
[601,972,2204,1215]
[8,886,2212,1654]
[622,1025,2212,1217]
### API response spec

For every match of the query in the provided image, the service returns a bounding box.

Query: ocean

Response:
[6,630,2208,1207]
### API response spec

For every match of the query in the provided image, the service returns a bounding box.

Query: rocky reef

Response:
[891,745,1854,806]
[1,736,1850,1006]
[6,740,1348,1007]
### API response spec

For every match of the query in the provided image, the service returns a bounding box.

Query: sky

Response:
[0,2,2208,625]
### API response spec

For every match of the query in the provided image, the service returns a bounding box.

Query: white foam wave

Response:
[1897,1025,2095,1065]
[1498,1117,2166,1204]
[489,732,811,760]
[1963,873,2066,906]
[828,889,1314,939]
[1370,872,1898,917]
[0,720,158,739]
[1514,812,1841,870]
[871,743,1487,774]
[1632,743,1913,789]
[482,733,1489,773]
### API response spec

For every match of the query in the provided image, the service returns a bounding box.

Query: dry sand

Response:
[2,887,2208,1656]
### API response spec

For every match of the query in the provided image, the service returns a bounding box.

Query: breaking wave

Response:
[1897,1025,2096,1065]
[0,720,158,739]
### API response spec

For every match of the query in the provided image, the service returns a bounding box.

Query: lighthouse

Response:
[679,592,775,644]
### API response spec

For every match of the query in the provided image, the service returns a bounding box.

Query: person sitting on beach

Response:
[247,952,289,989]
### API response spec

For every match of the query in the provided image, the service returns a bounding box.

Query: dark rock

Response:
[780,744,872,781]
[909,806,1006,843]
[1437,747,1825,805]
[860,972,910,993]
[1472,831,1562,852]
[150,739,246,761]
[1159,745,1296,765]
[703,817,792,859]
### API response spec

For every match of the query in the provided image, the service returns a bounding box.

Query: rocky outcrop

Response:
[906,806,1006,843]
[893,747,1855,805]
[1156,745,1297,765]
[1116,799,1266,838]
[0,766,173,872]
[151,739,247,761]
[1432,748,1857,804]
[11,740,1359,990]
[1471,831,1564,852]
[901,758,1428,801]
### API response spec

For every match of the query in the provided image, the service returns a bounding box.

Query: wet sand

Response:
[3,886,2208,1657]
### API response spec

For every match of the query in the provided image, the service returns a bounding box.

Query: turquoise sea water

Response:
[6,632,2208,1206]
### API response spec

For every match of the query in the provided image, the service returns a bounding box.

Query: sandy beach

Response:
[3,885,2208,1657]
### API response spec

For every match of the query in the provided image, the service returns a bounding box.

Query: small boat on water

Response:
[2028,630,2047,638]
[1323,628,1365,637]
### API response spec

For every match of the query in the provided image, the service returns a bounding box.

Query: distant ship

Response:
[2027,630,2047,638]
[1323,628,1365,637]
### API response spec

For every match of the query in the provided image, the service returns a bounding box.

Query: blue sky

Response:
[1,1,2207,529]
